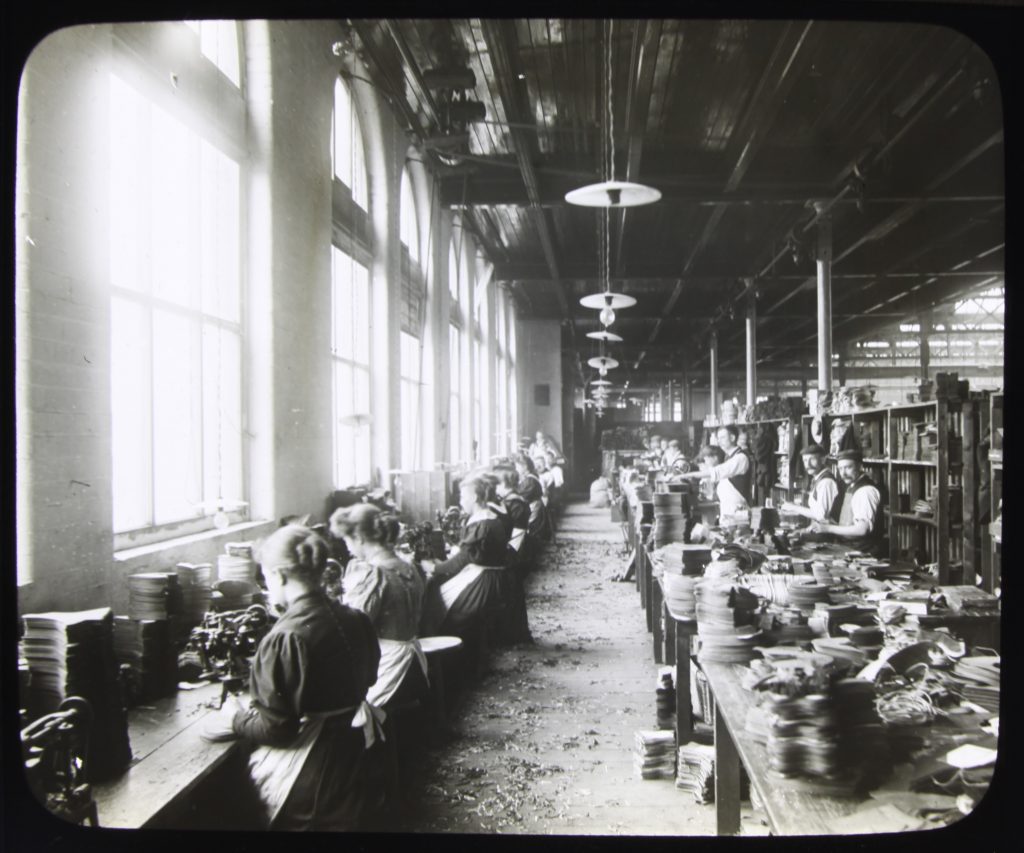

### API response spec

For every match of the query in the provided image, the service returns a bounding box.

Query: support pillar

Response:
[920,309,932,384]
[744,284,757,406]
[815,204,833,393]
[709,330,719,419]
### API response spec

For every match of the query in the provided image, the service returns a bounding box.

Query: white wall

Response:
[518,319,563,449]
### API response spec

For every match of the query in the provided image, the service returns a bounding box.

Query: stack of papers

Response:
[676,743,715,802]
[21,607,133,781]
[634,729,677,780]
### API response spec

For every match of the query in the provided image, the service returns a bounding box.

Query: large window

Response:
[332,247,372,486]
[109,75,243,540]
[183,21,241,87]
[400,332,423,470]
[449,322,462,463]
[332,78,368,210]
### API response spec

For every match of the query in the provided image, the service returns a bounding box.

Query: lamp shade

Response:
[565,180,662,208]
[580,292,636,310]
[590,379,612,387]
[586,330,623,342]
[587,356,619,371]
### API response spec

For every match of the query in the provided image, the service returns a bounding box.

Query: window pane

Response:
[202,324,242,511]
[152,309,202,524]
[200,143,240,322]
[150,104,199,309]
[332,247,353,360]
[109,77,143,293]
[353,262,370,364]
[111,297,152,531]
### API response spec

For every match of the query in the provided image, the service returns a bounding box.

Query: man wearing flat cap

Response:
[809,449,886,555]
[781,443,841,523]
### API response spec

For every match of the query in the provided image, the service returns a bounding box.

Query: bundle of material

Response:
[656,670,677,730]
[634,729,677,780]
[128,572,185,622]
[217,543,257,584]
[764,678,890,796]
[949,656,1000,712]
[786,578,833,613]
[174,563,214,628]
[20,608,133,781]
[694,580,763,664]
[113,616,177,703]
[662,572,699,619]
[652,491,689,548]
[675,743,716,803]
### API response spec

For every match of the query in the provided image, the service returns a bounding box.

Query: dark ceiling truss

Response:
[351,19,1003,391]
[477,19,572,331]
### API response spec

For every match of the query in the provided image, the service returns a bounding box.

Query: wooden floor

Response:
[395,499,767,836]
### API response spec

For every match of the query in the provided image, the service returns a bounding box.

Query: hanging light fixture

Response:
[565,20,660,210]
[587,355,619,372]
[577,20,645,338]
[586,329,623,342]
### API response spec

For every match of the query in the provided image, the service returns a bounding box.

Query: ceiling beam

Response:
[638,21,817,368]
[614,20,663,276]
[497,267,1003,284]
[477,19,571,330]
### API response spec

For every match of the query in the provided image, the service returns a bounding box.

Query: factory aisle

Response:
[395,500,765,836]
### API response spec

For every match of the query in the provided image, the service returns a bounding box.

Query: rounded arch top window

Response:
[400,166,420,264]
[333,77,368,211]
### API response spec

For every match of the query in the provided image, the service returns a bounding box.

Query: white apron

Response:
[366,638,429,707]
[248,700,385,824]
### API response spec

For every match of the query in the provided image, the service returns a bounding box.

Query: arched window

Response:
[400,167,420,263]
[332,77,368,210]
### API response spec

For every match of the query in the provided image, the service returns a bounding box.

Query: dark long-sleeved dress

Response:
[232,590,380,831]
[422,512,509,637]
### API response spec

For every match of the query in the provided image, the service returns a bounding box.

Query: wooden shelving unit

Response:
[799,400,967,583]
[981,392,1003,593]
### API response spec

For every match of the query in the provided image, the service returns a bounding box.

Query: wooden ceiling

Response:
[349,18,1004,389]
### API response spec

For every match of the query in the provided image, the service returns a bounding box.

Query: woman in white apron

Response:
[330,504,428,710]
[420,474,511,638]
[213,525,382,831]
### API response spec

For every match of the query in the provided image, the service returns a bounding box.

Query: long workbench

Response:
[92,683,243,828]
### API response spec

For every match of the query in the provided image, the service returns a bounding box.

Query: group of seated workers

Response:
[207,446,562,830]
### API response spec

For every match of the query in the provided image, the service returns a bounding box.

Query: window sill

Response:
[114,519,274,562]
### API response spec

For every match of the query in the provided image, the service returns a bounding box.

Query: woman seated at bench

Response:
[224,524,382,831]
[329,504,428,711]
[420,474,510,639]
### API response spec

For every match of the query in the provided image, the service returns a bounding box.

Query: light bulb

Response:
[599,366,608,377]
[213,511,229,530]
[599,305,616,327]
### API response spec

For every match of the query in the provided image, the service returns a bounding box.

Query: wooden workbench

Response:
[700,661,869,835]
[92,683,244,828]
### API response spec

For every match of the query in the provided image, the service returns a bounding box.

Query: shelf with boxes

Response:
[799,398,968,583]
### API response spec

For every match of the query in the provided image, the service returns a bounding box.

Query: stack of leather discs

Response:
[128,572,184,622]
[655,670,676,730]
[787,578,833,613]
[217,543,257,585]
[174,562,214,629]
[652,491,689,548]
[694,580,763,664]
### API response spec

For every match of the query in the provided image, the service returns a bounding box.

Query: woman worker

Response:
[218,524,382,831]
[676,426,752,520]
[494,464,534,643]
[329,505,427,711]
[420,474,511,639]
[514,452,553,542]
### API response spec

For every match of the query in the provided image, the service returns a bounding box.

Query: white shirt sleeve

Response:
[808,477,840,521]
[850,484,880,528]
[708,449,750,483]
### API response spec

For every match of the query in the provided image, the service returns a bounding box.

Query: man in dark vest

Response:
[810,449,886,556]
[781,443,841,523]
[677,425,751,518]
